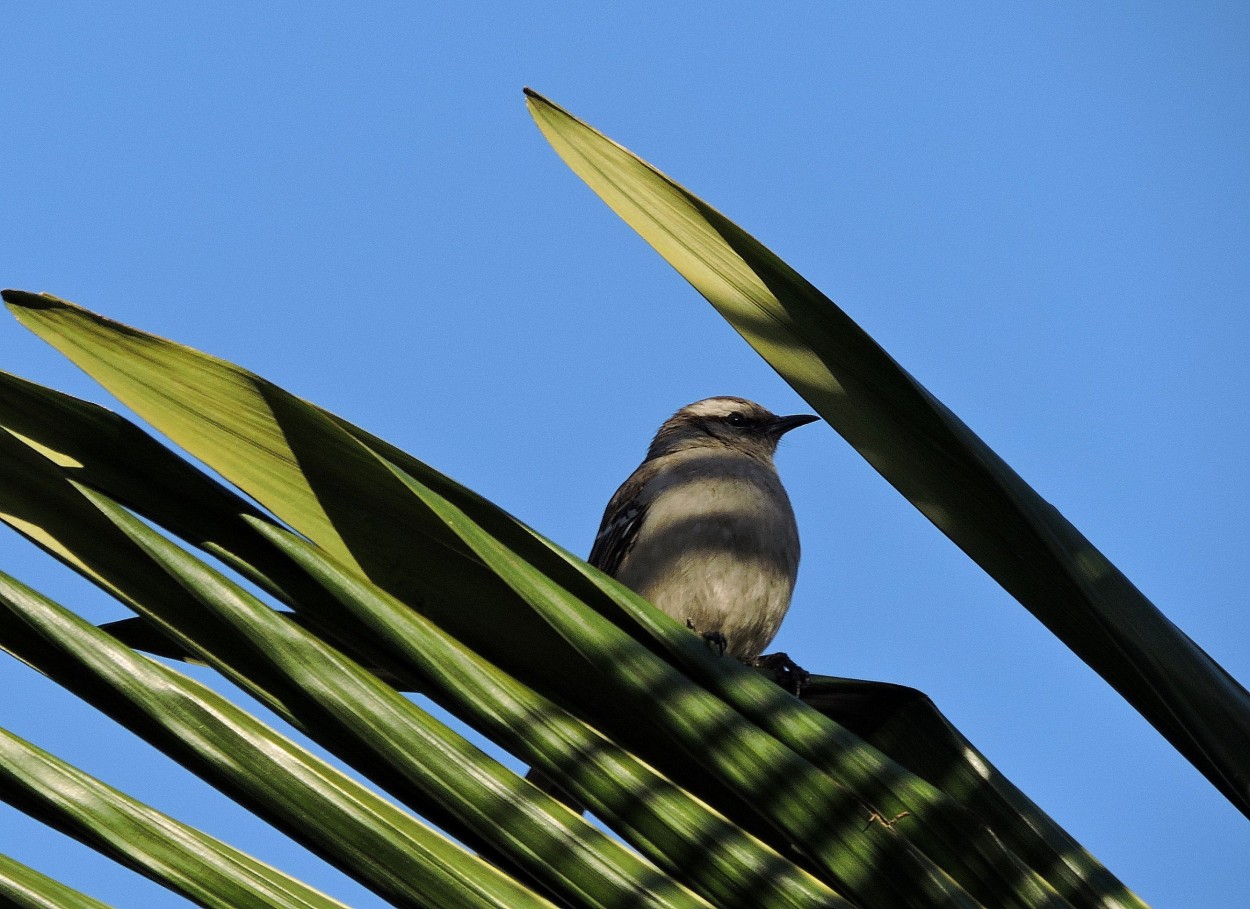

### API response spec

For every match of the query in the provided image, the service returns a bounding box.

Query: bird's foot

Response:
[702,630,728,656]
[686,619,728,656]
[751,651,810,697]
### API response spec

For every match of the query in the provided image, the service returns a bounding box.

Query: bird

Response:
[590,396,818,663]
[526,396,818,810]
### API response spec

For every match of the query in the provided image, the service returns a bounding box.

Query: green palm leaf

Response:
[0,731,349,909]
[0,289,1146,907]
[522,89,1250,821]
[0,567,555,909]
[0,851,115,909]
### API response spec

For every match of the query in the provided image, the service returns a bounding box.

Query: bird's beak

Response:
[771,413,820,436]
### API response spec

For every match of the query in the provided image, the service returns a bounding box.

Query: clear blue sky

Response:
[3,5,1248,907]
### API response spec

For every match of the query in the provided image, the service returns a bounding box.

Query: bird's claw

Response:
[686,619,728,656]
[702,630,728,656]
[751,651,810,696]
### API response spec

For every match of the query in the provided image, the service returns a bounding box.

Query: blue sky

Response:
[3,5,1248,906]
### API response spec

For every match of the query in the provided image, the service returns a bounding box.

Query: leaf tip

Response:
[2,289,66,311]
[522,87,548,114]
[522,88,563,118]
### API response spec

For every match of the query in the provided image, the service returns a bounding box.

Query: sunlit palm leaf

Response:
[0,731,350,909]
[522,89,1250,820]
[0,289,1148,907]
[0,851,114,909]
[0,568,557,909]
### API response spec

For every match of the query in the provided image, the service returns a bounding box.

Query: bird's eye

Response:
[726,412,747,427]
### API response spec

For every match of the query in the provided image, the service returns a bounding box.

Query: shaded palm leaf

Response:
[0,290,1145,907]
[522,89,1250,821]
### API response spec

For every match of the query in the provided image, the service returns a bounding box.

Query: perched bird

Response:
[590,396,818,662]
[527,397,818,808]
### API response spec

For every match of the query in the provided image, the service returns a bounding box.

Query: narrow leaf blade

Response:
[0,729,350,909]
[522,92,1250,818]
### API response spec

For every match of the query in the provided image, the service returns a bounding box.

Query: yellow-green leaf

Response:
[523,90,1250,819]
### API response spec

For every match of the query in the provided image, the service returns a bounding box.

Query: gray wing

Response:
[587,466,652,576]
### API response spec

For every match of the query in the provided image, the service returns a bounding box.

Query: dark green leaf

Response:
[522,91,1250,820]
[0,729,349,909]
[0,569,556,909]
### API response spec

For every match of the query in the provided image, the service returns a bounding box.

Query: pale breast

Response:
[614,451,800,659]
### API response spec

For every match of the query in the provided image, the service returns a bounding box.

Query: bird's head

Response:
[645,396,819,462]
